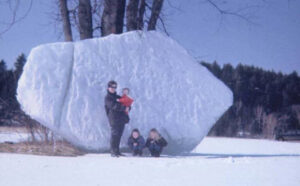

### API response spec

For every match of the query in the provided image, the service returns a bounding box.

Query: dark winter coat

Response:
[128,136,145,151]
[145,136,168,149]
[105,91,129,126]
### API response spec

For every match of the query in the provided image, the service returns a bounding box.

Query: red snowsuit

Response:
[118,95,134,114]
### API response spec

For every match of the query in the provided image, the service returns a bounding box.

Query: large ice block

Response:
[17,31,233,154]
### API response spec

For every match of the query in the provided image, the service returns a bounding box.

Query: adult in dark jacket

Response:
[145,128,168,157]
[128,129,145,156]
[105,80,130,157]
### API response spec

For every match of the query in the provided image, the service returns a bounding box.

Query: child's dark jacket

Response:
[128,136,145,150]
[145,136,168,148]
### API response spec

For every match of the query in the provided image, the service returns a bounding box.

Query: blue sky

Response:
[0,0,299,74]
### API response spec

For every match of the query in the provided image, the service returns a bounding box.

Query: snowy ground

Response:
[1,137,299,186]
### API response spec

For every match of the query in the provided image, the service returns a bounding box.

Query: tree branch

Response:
[206,0,258,25]
[0,0,33,36]
[158,15,169,36]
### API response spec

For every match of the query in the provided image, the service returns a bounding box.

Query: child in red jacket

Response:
[117,88,134,114]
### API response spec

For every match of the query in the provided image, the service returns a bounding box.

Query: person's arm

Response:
[105,105,109,116]
[105,96,126,112]
[157,137,168,147]
[119,95,134,107]
[145,138,150,147]
[118,97,126,104]
[128,137,133,149]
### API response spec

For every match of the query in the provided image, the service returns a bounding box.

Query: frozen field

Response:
[1,137,299,186]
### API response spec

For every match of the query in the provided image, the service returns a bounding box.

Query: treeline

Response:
[202,62,300,138]
[0,54,27,126]
[1,56,300,139]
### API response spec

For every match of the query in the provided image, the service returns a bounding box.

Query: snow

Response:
[17,31,232,153]
[0,132,30,143]
[1,137,300,186]
[193,137,300,155]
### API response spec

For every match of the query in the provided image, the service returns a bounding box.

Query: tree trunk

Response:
[101,0,126,36]
[101,0,117,36]
[78,0,93,40]
[59,0,73,41]
[116,0,126,33]
[126,0,139,31]
[137,0,145,30]
[147,0,164,31]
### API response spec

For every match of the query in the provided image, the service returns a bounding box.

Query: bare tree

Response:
[126,0,139,31]
[101,0,117,36]
[137,0,146,30]
[54,0,165,37]
[116,0,126,33]
[101,0,126,36]
[59,0,73,41]
[147,0,164,30]
[78,0,93,39]
[53,0,261,40]
[91,0,104,37]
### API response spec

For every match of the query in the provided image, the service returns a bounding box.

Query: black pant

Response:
[110,123,125,154]
[148,143,163,157]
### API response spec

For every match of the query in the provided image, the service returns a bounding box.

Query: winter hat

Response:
[107,80,117,88]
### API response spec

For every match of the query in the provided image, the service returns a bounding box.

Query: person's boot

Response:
[133,150,139,156]
[117,152,126,157]
[111,153,119,157]
[116,149,126,156]
[151,151,160,157]
[138,151,143,157]
[111,149,119,157]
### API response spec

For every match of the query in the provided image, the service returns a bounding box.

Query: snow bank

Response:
[17,31,232,153]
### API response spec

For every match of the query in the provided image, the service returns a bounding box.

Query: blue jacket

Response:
[128,136,145,150]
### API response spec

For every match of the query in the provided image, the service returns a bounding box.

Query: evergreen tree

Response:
[14,53,26,79]
[203,61,300,138]
[0,60,7,73]
[0,54,27,126]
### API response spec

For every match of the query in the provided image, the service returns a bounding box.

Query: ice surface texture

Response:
[17,31,232,154]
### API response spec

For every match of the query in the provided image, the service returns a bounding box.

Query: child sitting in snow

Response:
[145,128,168,157]
[117,88,134,114]
[127,129,145,156]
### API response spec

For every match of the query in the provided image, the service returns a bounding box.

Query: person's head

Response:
[122,88,130,95]
[149,128,159,139]
[107,80,117,94]
[131,128,140,139]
